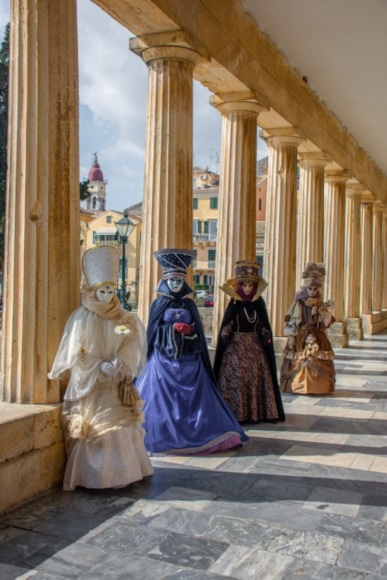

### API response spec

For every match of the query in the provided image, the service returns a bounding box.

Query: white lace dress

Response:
[49,302,153,490]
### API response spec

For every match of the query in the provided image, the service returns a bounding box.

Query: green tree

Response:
[0,23,9,276]
[79,178,91,201]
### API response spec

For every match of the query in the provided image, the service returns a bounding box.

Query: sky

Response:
[0,0,268,211]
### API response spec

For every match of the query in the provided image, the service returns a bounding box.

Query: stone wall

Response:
[0,404,65,514]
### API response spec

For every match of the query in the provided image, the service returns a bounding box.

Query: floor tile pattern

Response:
[1,331,387,579]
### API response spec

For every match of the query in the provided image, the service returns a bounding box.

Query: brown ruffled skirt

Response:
[217,332,281,422]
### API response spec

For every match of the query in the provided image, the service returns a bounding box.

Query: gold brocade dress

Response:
[280,298,335,395]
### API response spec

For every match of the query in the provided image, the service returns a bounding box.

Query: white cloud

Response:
[0,0,268,211]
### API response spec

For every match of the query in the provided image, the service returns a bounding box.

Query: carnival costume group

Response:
[49,244,336,491]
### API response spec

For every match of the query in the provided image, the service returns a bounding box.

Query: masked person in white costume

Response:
[48,246,153,491]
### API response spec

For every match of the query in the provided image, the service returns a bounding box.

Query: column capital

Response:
[345,179,365,198]
[372,199,384,213]
[360,190,377,204]
[298,151,330,169]
[210,92,266,116]
[324,168,349,185]
[130,30,205,66]
[262,127,305,148]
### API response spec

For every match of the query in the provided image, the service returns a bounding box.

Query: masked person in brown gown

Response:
[214,260,285,423]
[280,262,336,395]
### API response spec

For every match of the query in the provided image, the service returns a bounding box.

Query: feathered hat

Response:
[302,262,326,287]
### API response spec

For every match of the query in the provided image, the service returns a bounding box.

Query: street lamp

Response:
[114,213,136,310]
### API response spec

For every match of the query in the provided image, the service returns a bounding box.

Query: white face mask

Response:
[167,276,184,293]
[242,282,255,295]
[95,284,115,303]
[306,285,319,297]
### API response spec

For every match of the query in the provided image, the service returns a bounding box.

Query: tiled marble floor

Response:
[1,332,387,579]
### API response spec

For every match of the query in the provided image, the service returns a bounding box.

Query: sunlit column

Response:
[372,200,384,313]
[263,129,303,337]
[296,152,329,284]
[130,33,203,324]
[383,208,387,310]
[344,181,364,340]
[324,169,349,346]
[1,0,79,403]
[360,193,375,316]
[210,95,265,344]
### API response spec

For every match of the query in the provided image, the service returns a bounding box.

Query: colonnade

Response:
[1,7,387,405]
[130,32,387,347]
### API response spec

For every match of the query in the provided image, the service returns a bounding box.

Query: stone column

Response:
[383,208,387,310]
[372,201,384,313]
[1,0,80,403]
[359,195,386,334]
[263,128,303,338]
[324,169,349,347]
[344,181,364,340]
[209,95,265,344]
[130,33,203,325]
[360,193,375,317]
[296,152,329,284]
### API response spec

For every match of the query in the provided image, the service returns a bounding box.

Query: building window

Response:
[106,215,112,223]
[93,233,118,244]
[256,254,264,275]
[258,198,262,211]
[210,197,218,209]
[193,197,198,209]
[208,220,217,241]
[194,274,200,284]
[203,275,214,287]
[92,197,97,209]
[208,248,216,269]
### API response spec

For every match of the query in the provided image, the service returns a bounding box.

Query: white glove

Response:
[100,361,119,376]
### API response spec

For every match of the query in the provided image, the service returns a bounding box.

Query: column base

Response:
[361,310,387,335]
[345,317,364,341]
[326,321,349,348]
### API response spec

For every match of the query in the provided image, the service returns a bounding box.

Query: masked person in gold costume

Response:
[280,262,336,395]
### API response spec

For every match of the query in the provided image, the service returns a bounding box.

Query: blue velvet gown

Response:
[136,280,248,454]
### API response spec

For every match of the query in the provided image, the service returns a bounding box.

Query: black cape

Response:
[146,279,215,381]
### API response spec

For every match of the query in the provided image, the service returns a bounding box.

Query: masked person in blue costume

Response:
[136,248,248,454]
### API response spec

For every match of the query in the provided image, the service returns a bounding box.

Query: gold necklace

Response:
[243,307,257,324]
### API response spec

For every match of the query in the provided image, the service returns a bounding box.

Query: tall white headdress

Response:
[82,246,119,289]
